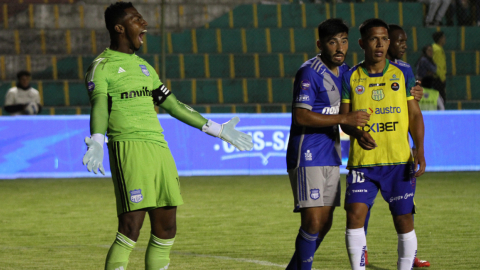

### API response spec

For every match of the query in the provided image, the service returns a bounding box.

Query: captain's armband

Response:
[152,84,172,106]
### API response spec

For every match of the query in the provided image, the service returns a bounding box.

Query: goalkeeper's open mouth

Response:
[138,30,147,44]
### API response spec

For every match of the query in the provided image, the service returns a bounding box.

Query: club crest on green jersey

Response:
[139,65,150,76]
[372,89,385,101]
[130,189,143,203]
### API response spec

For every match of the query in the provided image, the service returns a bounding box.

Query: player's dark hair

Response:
[16,70,31,79]
[432,31,445,43]
[104,1,134,34]
[388,24,404,34]
[317,18,349,42]
[359,18,389,39]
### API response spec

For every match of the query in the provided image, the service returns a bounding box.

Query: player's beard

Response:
[323,52,346,67]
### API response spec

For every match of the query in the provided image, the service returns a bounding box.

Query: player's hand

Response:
[219,117,253,151]
[413,147,426,177]
[356,131,377,150]
[410,80,424,102]
[82,137,105,175]
[343,111,370,127]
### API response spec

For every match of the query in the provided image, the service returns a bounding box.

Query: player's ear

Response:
[316,40,321,51]
[114,24,124,34]
[358,38,364,50]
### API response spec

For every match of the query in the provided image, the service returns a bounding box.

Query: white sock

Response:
[397,229,417,270]
[345,227,367,270]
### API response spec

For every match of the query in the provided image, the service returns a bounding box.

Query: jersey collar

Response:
[317,54,341,78]
[360,59,390,78]
[105,48,137,59]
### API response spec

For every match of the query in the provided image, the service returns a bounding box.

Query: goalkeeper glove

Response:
[202,117,253,151]
[82,134,105,175]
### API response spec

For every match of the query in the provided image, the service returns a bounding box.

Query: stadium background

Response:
[0,0,479,115]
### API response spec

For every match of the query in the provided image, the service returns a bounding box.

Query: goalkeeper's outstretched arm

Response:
[82,94,108,175]
[153,87,253,151]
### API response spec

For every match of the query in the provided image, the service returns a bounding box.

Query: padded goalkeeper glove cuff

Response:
[90,133,105,148]
[202,119,223,137]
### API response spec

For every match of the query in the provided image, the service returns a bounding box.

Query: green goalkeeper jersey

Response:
[85,48,168,147]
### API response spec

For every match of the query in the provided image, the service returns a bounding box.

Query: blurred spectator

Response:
[456,0,473,25]
[416,45,437,81]
[426,0,452,26]
[432,32,447,102]
[418,76,445,110]
[4,71,41,116]
[446,0,480,25]
[476,0,480,25]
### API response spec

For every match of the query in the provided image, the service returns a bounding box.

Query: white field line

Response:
[99,245,319,269]
[172,251,287,268]
[172,251,320,270]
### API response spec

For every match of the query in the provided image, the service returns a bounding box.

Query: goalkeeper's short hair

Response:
[104,1,134,34]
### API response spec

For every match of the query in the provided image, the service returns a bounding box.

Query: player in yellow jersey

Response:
[340,19,426,270]
[361,23,431,268]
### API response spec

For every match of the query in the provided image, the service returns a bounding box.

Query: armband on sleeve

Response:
[152,84,171,106]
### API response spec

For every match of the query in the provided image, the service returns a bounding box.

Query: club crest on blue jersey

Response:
[301,80,311,90]
[139,65,150,76]
[310,189,320,200]
[130,189,143,203]
[87,81,95,92]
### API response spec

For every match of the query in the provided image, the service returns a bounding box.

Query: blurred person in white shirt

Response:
[4,70,41,115]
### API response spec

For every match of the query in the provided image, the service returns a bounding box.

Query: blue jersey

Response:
[286,55,349,170]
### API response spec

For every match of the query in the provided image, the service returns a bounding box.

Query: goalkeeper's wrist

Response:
[202,120,223,137]
[91,133,105,148]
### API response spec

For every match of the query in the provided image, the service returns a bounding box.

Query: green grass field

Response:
[0,172,479,269]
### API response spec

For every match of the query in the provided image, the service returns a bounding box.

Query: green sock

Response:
[105,232,136,270]
[145,234,175,270]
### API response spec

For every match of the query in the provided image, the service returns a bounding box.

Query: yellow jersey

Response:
[341,60,415,168]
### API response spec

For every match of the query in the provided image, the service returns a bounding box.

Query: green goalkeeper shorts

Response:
[108,141,184,216]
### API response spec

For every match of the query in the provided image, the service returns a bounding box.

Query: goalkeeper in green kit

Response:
[82,2,253,269]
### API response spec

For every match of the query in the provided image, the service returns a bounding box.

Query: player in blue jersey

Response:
[284,19,371,270]
[361,23,430,268]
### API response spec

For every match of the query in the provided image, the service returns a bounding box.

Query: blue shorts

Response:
[345,164,416,216]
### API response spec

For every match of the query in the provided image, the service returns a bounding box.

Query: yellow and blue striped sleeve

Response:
[341,72,352,103]
[397,62,416,100]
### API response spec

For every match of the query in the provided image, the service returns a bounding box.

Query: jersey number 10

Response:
[352,171,365,183]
